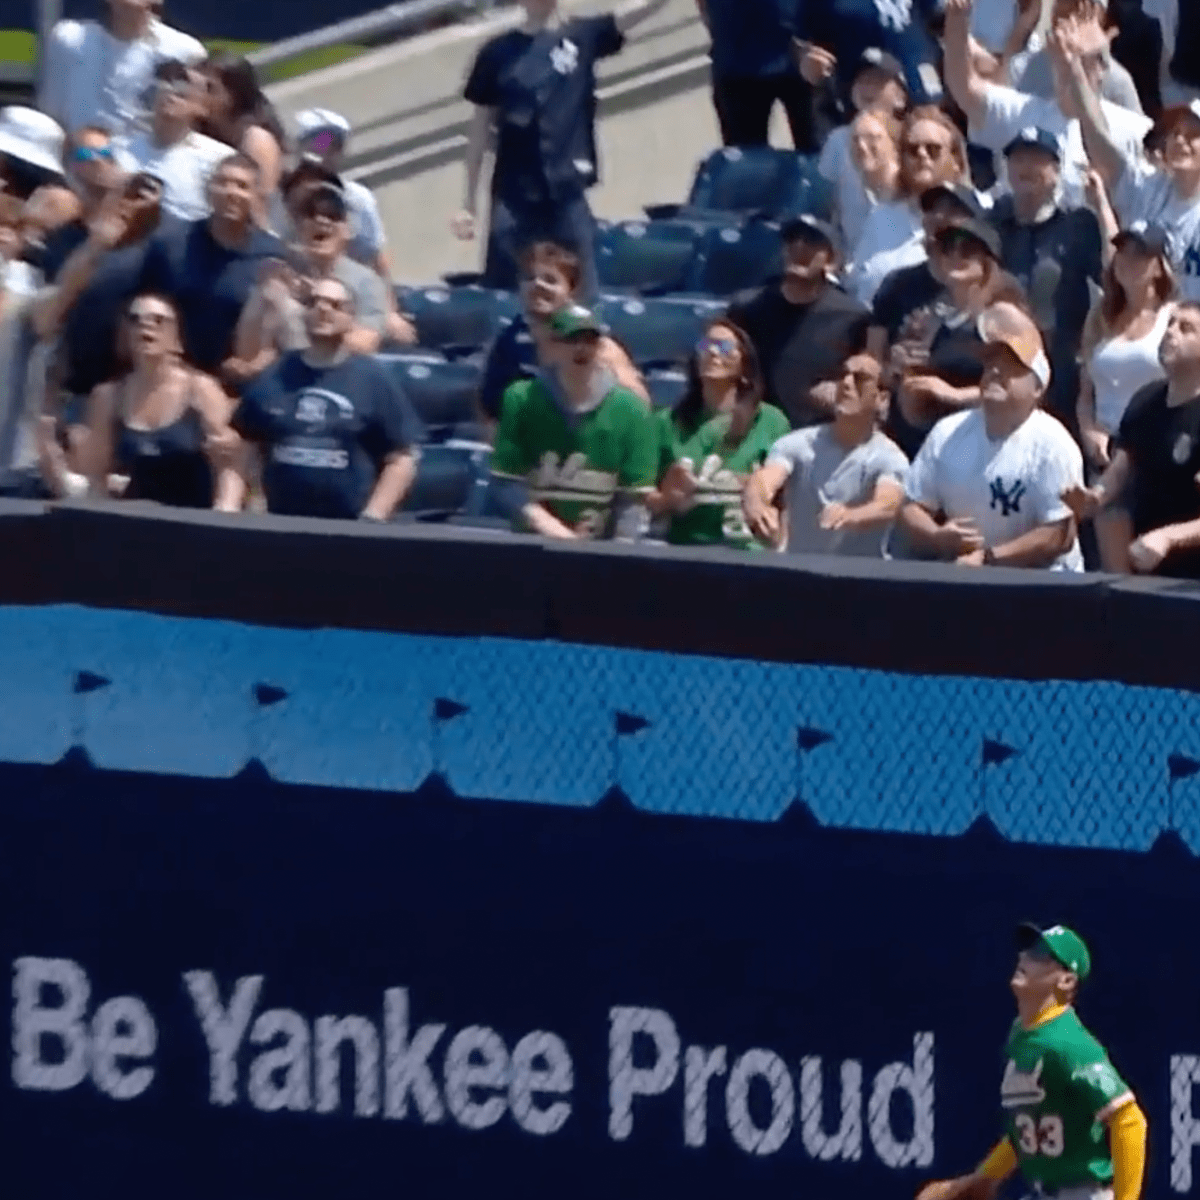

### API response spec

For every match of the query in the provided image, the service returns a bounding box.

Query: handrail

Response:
[245,0,503,71]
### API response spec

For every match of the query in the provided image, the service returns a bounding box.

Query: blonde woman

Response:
[845,106,974,307]
[836,109,900,254]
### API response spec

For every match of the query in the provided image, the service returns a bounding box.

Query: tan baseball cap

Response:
[977,302,1051,388]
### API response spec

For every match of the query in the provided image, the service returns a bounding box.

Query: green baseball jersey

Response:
[493,378,657,536]
[668,403,790,549]
[1000,1008,1133,1190]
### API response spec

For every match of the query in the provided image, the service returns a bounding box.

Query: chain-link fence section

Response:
[1,604,1196,855]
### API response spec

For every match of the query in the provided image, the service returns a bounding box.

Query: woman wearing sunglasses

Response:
[846,106,976,308]
[889,217,1029,459]
[40,291,240,509]
[649,319,788,549]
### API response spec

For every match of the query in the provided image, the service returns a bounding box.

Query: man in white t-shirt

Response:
[743,353,908,556]
[39,0,205,138]
[899,301,1085,570]
[114,59,228,221]
[942,0,1150,208]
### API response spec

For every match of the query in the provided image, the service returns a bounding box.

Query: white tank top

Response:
[1088,304,1173,435]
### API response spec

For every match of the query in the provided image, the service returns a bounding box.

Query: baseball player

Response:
[919,923,1147,1200]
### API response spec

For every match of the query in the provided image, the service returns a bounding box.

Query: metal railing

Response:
[245,0,504,72]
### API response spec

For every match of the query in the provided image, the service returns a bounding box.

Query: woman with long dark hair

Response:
[1077,224,1176,571]
[199,53,286,201]
[41,291,240,509]
[650,317,789,548]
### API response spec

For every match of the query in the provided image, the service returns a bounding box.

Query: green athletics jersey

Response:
[493,378,657,537]
[668,404,790,549]
[1001,1007,1133,1190]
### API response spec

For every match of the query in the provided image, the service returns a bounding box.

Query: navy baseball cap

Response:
[1004,125,1060,161]
[781,213,837,250]
[1113,220,1170,256]
[935,216,1002,260]
[853,47,905,86]
[919,182,984,220]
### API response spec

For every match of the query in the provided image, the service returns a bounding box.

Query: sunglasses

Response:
[128,307,173,325]
[72,144,114,164]
[904,140,948,161]
[697,335,739,356]
[305,293,350,310]
[301,129,345,156]
[937,229,989,256]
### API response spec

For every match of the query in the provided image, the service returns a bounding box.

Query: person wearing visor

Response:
[489,305,657,540]
[454,0,672,300]
[917,923,1147,1200]
[113,59,229,222]
[900,301,1085,569]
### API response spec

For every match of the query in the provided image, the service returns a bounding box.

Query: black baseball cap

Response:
[919,182,984,220]
[1003,125,1060,161]
[1113,220,1170,257]
[934,217,1002,260]
[781,213,837,250]
[852,47,905,87]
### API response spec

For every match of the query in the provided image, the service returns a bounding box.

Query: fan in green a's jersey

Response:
[918,923,1147,1200]
[491,306,658,539]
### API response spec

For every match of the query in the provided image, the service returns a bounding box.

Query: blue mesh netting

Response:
[1,604,1198,853]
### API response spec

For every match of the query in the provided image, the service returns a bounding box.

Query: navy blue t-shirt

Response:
[464,15,624,207]
[706,0,801,78]
[234,351,423,520]
[41,220,154,397]
[140,218,284,374]
[796,0,941,102]
[479,313,539,420]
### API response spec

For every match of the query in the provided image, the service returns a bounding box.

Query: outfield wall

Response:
[2,499,1199,1199]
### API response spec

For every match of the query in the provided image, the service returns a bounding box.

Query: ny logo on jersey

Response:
[874,0,912,32]
[1001,1058,1047,1108]
[550,38,579,75]
[989,476,1027,517]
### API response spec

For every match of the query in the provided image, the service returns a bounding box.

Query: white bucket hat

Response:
[0,107,65,177]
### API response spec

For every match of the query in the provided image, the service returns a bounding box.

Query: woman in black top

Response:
[43,293,240,509]
[889,219,1029,457]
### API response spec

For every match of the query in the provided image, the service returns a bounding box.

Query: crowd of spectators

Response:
[2,0,1200,579]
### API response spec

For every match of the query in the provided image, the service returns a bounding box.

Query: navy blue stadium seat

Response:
[396,284,519,355]
[644,367,688,409]
[595,219,702,294]
[378,354,482,441]
[596,295,726,367]
[400,443,493,521]
[682,146,833,221]
[689,220,783,296]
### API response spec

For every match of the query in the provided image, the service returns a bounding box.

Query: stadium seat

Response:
[644,367,688,410]
[689,220,783,297]
[596,295,726,367]
[400,443,493,521]
[396,284,519,355]
[378,355,483,441]
[595,219,701,294]
[683,146,834,221]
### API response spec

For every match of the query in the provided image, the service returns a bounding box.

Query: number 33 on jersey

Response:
[1001,1009,1134,1190]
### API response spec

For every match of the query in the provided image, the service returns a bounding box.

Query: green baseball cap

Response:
[1016,922,1091,981]
[548,304,603,340]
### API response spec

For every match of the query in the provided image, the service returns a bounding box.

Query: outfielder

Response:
[920,924,1147,1200]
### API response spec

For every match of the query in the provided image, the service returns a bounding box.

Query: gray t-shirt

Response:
[271,254,390,349]
[768,425,908,557]
[1013,49,1143,114]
